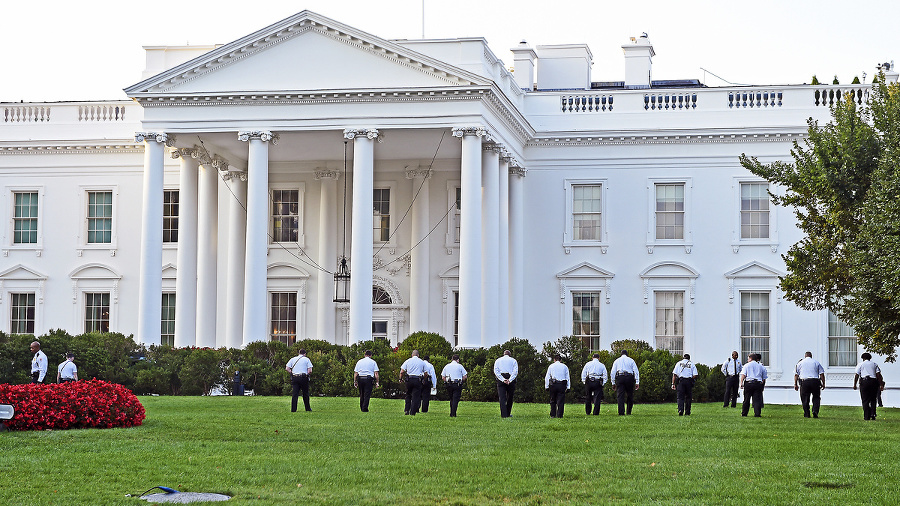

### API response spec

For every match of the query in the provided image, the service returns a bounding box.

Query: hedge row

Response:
[0,331,728,404]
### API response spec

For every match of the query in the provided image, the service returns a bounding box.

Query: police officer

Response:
[29,341,47,384]
[57,352,78,383]
[420,355,437,413]
[853,352,883,421]
[721,350,742,408]
[581,353,608,415]
[794,351,825,418]
[671,353,699,416]
[400,350,427,415]
[285,348,313,412]
[493,350,518,418]
[545,354,570,418]
[740,353,768,417]
[353,350,380,412]
[441,354,468,417]
[610,350,640,415]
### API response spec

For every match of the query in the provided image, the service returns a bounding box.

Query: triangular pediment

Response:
[162,263,177,280]
[556,262,615,279]
[724,261,784,279]
[0,264,47,280]
[126,11,487,96]
[640,261,698,278]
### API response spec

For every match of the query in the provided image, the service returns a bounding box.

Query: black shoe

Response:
[678,412,683,416]
[804,414,810,418]
[813,413,818,418]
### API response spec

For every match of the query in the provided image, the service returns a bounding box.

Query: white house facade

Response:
[1,10,896,405]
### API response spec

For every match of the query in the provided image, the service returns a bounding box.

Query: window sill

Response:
[77,245,118,257]
[732,241,779,253]
[3,246,43,257]
[646,241,693,254]
[563,241,608,254]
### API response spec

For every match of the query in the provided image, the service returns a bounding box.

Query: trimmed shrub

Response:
[398,331,452,359]
[0,380,145,431]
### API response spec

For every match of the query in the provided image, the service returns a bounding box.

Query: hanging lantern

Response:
[333,256,350,303]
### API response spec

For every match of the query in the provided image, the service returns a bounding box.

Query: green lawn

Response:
[0,396,895,505]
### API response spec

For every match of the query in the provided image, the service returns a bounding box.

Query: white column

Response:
[481,144,501,347]
[172,147,199,348]
[240,130,277,346]
[196,150,218,348]
[497,153,511,343]
[452,127,485,348]
[224,169,246,349]
[344,128,379,342]
[509,166,527,339]
[136,132,171,346]
[408,167,432,333]
[315,170,339,342]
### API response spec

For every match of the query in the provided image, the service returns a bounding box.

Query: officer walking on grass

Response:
[494,350,518,418]
[441,354,467,417]
[353,350,380,412]
[286,349,313,412]
[611,350,640,415]
[794,351,825,418]
[671,353,698,416]
[740,353,767,417]
[853,352,884,421]
[545,354,570,418]
[400,350,426,415]
[581,353,608,415]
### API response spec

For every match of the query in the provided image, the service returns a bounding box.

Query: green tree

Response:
[740,77,900,360]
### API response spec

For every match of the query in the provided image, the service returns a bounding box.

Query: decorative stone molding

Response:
[315,169,340,180]
[405,168,432,179]
[373,275,404,305]
[191,147,213,166]
[211,154,230,172]
[222,170,248,182]
[482,142,502,154]
[170,146,200,160]
[528,131,805,148]
[0,144,144,155]
[343,128,382,142]
[134,132,175,146]
[509,167,527,177]
[238,130,279,144]
[452,126,491,142]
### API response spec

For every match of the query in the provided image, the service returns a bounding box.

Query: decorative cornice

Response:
[482,142,502,154]
[343,128,381,141]
[238,130,278,143]
[509,167,527,177]
[314,169,340,180]
[170,146,200,160]
[135,132,175,146]
[191,147,213,166]
[211,154,230,171]
[0,144,143,155]
[452,126,489,139]
[405,168,432,179]
[222,170,247,182]
[528,132,805,147]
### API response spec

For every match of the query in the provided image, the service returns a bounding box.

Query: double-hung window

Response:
[10,293,36,335]
[741,182,770,239]
[655,183,684,240]
[270,292,297,345]
[740,291,770,365]
[573,291,601,351]
[161,293,176,346]
[655,291,684,356]
[828,310,857,367]
[272,189,299,243]
[163,190,179,243]
[87,191,113,244]
[374,188,391,242]
[13,192,38,244]
[85,292,110,333]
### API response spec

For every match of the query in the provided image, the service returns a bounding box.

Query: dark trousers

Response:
[860,378,879,420]
[497,379,516,418]
[404,376,424,415]
[421,379,433,412]
[357,376,374,412]
[291,375,311,412]
[31,372,42,384]
[548,382,567,418]
[447,382,463,417]
[615,374,636,415]
[724,375,740,407]
[799,378,822,416]
[676,378,694,415]
[585,379,604,415]
[742,381,764,416]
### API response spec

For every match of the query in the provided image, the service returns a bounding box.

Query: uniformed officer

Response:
[29,341,47,384]
[421,355,437,413]
[400,350,427,415]
[57,352,78,383]
[610,350,640,415]
[581,353,608,415]
[671,353,699,416]
[441,354,468,417]
[721,350,742,408]
[285,348,313,412]
[853,352,883,421]
[545,354,570,418]
[794,351,825,418]
[353,350,380,412]
[493,350,519,418]
[740,353,768,417]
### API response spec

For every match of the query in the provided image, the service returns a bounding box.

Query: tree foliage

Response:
[740,76,900,360]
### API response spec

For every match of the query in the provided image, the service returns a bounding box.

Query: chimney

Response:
[622,33,655,89]
[510,40,537,91]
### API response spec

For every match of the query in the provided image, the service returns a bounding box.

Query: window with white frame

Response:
[84,292,110,333]
[655,291,684,356]
[161,293,176,347]
[453,187,461,243]
[10,292,36,335]
[372,321,388,341]
[86,191,113,244]
[374,188,390,242]
[270,292,297,345]
[573,291,601,351]
[741,183,770,239]
[271,189,299,243]
[740,291,770,365]
[13,192,39,244]
[453,291,459,347]
[573,184,602,241]
[655,183,684,240]
[828,310,857,367]
[163,190,179,243]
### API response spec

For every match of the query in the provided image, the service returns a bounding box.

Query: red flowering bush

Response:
[0,380,145,431]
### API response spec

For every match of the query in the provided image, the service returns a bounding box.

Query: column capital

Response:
[405,167,433,179]
[170,146,200,160]
[191,147,213,166]
[315,169,341,180]
[452,126,492,141]
[238,130,279,144]
[211,154,230,172]
[343,128,382,141]
[482,142,502,154]
[136,132,175,146]
[509,167,528,177]
[222,171,248,182]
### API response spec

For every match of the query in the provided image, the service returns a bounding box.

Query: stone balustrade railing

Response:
[3,101,136,124]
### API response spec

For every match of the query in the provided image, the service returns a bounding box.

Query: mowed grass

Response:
[0,396,896,505]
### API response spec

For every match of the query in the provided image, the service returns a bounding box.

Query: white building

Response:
[1,11,896,405]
